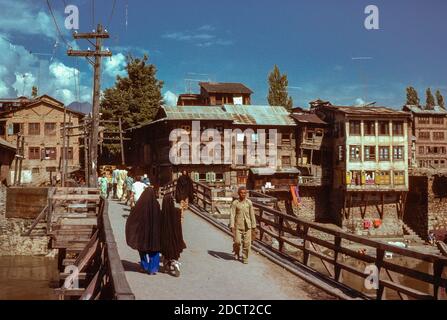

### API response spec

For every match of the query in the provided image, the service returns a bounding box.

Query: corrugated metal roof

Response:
[0,138,16,150]
[163,105,233,121]
[403,105,447,115]
[291,112,327,125]
[223,105,296,126]
[250,167,300,176]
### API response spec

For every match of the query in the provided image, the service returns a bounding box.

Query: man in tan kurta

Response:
[230,186,257,264]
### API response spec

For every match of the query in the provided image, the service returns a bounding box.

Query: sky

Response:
[0,0,446,109]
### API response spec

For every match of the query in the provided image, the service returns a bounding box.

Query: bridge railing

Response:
[56,196,135,300]
[182,181,447,300]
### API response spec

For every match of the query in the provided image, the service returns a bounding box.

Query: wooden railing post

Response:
[302,226,310,266]
[334,236,342,282]
[376,248,385,300]
[278,215,284,253]
[433,260,444,300]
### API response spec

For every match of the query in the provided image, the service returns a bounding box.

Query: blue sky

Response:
[0,0,446,108]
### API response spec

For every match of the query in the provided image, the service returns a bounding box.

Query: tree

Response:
[405,86,419,106]
[426,88,435,110]
[100,54,164,156]
[31,86,38,98]
[436,89,445,109]
[267,65,293,111]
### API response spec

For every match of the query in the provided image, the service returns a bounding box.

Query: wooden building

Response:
[0,138,16,185]
[0,95,84,185]
[177,82,253,106]
[127,104,296,189]
[312,101,412,234]
[403,105,447,170]
[290,108,330,186]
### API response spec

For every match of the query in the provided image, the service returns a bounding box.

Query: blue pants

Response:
[139,251,160,274]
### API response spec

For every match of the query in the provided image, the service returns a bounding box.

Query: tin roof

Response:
[163,105,233,121]
[403,105,447,115]
[319,104,410,117]
[223,105,296,126]
[0,137,16,151]
[291,112,326,125]
[199,82,253,94]
[250,167,300,176]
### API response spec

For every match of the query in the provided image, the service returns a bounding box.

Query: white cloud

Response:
[104,53,127,78]
[0,1,62,41]
[162,25,233,47]
[163,91,178,106]
[354,98,366,106]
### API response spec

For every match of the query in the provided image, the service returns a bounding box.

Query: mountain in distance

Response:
[68,101,92,114]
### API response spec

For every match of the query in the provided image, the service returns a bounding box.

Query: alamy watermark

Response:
[169,121,278,172]
[364,5,380,30]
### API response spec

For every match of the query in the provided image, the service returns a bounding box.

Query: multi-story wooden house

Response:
[127,104,296,189]
[0,95,84,185]
[0,138,16,185]
[312,101,412,234]
[177,82,253,106]
[403,105,447,170]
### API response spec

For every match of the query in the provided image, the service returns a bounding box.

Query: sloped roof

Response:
[320,104,410,117]
[0,138,16,151]
[162,105,233,121]
[291,112,326,125]
[199,82,253,94]
[223,105,296,126]
[403,105,447,115]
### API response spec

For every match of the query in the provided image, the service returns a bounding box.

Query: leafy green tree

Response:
[405,86,419,106]
[436,89,445,109]
[426,88,435,110]
[267,65,293,111]
[100,54,163,156]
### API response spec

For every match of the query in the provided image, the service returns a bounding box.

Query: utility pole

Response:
[68,24,112,187]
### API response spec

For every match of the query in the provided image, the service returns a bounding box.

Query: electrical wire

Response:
[46,0,70,48]
[107,0,117,28]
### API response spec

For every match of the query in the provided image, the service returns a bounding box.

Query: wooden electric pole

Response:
[68,24,112,187]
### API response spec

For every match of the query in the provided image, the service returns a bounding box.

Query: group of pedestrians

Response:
[125,173,190,277]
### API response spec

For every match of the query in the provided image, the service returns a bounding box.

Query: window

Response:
[8,123,24,135]
[394,171,405,185]
[282,156,291,167]
[364,121,375,136]
[393,146,404,161]
[46,167,57,173]
[418,117,430,124]
[315,130,323,137]
[281,133,291,144]
[441,147,447,154]
[61,147,73,160]
[60,122,74,134]
[419,146,425,155]
[28,123,40,135]
[350,171,362,185]
[379,146,390,161]
[44,123,56,136]
[433,117,444,125]
[349,146,361,161]
[433,132,445,141]
[29,147,40,160]
[43,147,57,160]
[364,146,376,161]
[32,168,40,174]
[215,173,224,182]
[198,173,207,182]
[365,171,375,185]
[392,121,404,136]
[378,121,390,135]
[377,171,391,185]
[349,121,361,135]
[419,132,430,140]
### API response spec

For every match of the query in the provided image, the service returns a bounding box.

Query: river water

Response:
[0,256,59,300]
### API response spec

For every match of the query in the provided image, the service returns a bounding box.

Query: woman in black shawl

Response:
[125,187,162,275]
[175,170,194,204]
[161,194,187,277]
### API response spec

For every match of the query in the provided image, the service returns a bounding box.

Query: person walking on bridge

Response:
[230,186,257,264]
[125,188,162,275]
[161,194,187,277]
[175,170,194,205]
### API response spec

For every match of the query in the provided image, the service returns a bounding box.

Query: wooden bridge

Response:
[24,183,447,300]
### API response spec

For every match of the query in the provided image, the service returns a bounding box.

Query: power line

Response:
[107,0,117,28]
[92,0,95,29]
[46,0,70,48]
